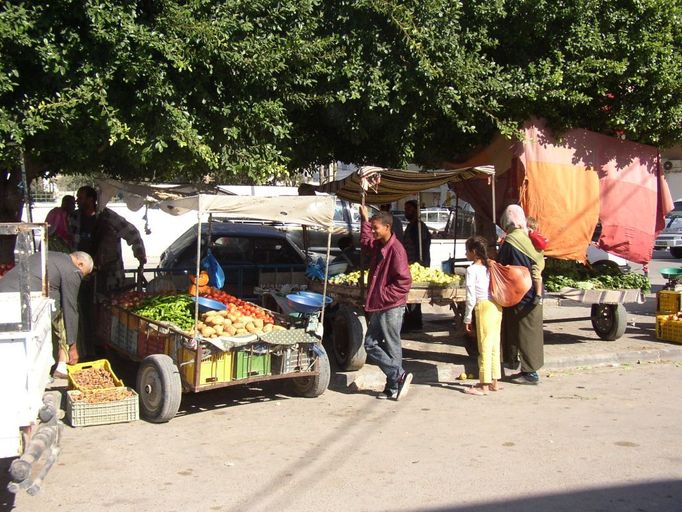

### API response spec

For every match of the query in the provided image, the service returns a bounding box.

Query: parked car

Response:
[419,208,450,233]
[157,222,308,300]
[276,198,380,255]
[654,199,682,258]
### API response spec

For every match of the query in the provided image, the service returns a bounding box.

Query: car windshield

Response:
[665,216,682,230]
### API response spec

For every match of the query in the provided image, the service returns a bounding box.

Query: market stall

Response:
[314,166,494,370]
[97,190,337,423]
[448,119,672,343]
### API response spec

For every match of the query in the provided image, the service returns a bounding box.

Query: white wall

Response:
[664,170,682,201]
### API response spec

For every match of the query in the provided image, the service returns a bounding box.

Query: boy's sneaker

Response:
[395,372,413,401]
[376,390,396,400]
[509,371,539,385]
[376,385,397,400]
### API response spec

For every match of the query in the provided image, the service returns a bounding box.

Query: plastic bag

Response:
[201,249,225,289]
[529,230,549,251]
[305,257,326,280]
[488,260,532,307]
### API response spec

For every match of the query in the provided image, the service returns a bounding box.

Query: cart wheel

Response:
[137,354,182,423]
[590,304,627,341]
[671,247,682,259]
[591,260,621,274]
[332,304,367,371]
[291,344,331,398]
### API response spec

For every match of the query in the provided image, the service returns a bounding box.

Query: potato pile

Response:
[70,367,118,390]
[70,388,134,404]
[189,309,286,339]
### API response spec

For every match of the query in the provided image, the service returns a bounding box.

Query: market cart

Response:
[0,223,62,495]
[545,287,645,341]
[310,281,465,370]
[98,191,337,423]
[313,165,494,370]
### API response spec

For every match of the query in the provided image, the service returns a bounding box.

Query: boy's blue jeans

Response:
[364,305,406,393]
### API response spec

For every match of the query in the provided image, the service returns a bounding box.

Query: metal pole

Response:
[417,193,423,263]
[19,146,33,224]
[491,173,497,225]
[453,194,459,268]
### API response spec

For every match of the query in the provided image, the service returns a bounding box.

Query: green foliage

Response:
[0,0,680,187]
[543,257,651,293]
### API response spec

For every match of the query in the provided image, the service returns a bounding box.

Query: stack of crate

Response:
[655,290,682,343]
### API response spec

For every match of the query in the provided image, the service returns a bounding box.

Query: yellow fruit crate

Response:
[67,359,124,391]
[656,290,682,314]
[67,387,139,427]
[655,314,682,344]
[176,347,233,386]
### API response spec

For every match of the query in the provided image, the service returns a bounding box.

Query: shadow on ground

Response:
[420,479,682,512]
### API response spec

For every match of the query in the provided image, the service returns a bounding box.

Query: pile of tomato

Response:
[110,290,148,309]
[200,286,275,324]
[0,262,15,277]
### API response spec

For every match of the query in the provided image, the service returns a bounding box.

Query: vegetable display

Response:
[543,258,651,293]
[329,263,459,287]
[190,307,284,339]
[198,286,275,324]
[132,294,195,331]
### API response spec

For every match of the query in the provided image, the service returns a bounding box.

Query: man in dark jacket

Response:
[402,199,431,331]
[0,251,93,378]
[359,205,413,400]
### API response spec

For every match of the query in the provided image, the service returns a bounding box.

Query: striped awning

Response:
[315,165,494,204]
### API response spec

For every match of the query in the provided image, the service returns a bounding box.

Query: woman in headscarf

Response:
[497,205,544,385]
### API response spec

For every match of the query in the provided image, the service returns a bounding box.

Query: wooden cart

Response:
[105,301,329,423]
[546,287,645,341]
[310,281,466,371]
[90,186,339,423]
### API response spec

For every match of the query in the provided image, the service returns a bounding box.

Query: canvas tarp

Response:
[156,194,336,229]
[96,179,336,229]
[315,165,495,204]
[447,119,673,263]
[97,178,231,212]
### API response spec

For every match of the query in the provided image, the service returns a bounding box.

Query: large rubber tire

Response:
[591,260,621,274]
[331,304,367,371]
[291,344,331,398]
[671,247,682,259]
[137,354,182,423]
[591,303,627,341]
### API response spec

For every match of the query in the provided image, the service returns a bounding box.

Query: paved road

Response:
[5,362,682,512]
[3,251,682,512]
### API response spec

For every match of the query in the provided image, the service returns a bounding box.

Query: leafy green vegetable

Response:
[543,258,650,293]
[132,294,195,330]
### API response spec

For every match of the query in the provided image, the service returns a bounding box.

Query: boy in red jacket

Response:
[359,205,413,400]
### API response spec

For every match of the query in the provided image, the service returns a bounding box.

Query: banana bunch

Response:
[329,270,369,286]
[409,263,460,286]
[328,264,459,287]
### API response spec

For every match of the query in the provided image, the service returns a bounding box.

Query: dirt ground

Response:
[4,361,682,512]
[3,254,681,512]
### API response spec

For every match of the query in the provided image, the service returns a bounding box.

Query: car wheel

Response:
[591,304,627,341]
